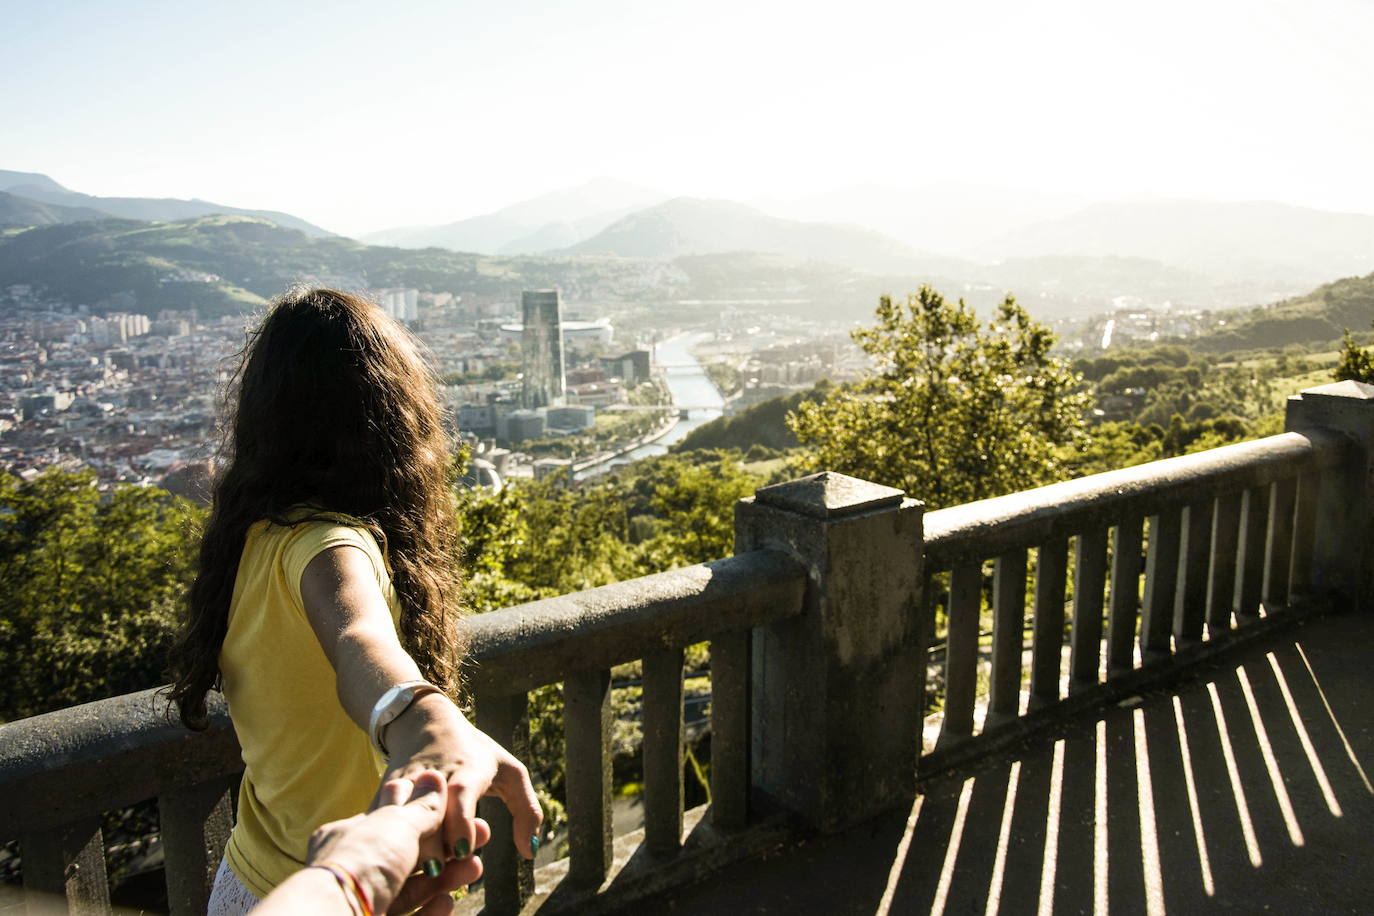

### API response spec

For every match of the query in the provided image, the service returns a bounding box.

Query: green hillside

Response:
[0,191,110,228]
[0,215,937,323]
[4,211,1335,325]
[673,384,829,453]
[0,215,677,317]
[1188,271,1374,351]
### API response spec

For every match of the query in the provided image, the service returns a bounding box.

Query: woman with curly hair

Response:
[168,288,540,913]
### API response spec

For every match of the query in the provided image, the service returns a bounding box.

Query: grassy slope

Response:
[1188,272,1374,352]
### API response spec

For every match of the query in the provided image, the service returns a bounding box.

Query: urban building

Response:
[600,349,652,384]
[546,405,596,432]
[532,457,573,482]
[502,408,547,443]
[457,404,497,434]
[566,381,626,408]
[500,317,613,349]
[566,366,606,386]
[520,290,565,409]
[374,288,419,323]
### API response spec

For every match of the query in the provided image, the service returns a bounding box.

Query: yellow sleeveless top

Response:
[219,513,401,898]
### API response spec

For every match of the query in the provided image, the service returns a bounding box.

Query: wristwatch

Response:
[368,680,443,759]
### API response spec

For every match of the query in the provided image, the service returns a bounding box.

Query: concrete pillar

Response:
[1284,380,1374,612]
[735,471,925,832]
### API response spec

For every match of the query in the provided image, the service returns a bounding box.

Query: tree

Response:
[641,454,760,566]
[0,469,201,721]
[1334,327,1374,384]
[788,287,1089,508]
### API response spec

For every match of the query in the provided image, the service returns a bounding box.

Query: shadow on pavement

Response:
[645,613,1374,915]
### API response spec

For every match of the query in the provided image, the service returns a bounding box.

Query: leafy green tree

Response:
[1055,420,1163,478]
[640,454,761,566]
[455,476,636,612]
[454,450,765,613]
[1334,327,1374,384]
[0,470,200,721]
[788,287,1089,508]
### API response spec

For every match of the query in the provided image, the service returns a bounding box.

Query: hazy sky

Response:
[5,0,1374,236]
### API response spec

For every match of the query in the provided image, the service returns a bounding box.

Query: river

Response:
[574,331,725,479]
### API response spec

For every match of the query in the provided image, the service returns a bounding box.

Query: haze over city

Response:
[7,0,1374,237]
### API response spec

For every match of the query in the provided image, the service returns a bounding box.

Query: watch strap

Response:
[368,680,442,758]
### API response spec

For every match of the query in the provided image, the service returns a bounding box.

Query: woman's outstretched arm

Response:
[300,545,543,863]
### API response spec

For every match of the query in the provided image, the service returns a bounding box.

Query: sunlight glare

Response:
[875,794,924,916]
[1094,719,1108,916]
[1133,708,1165,916]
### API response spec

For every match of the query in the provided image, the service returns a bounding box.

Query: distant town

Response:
[0,279,1218,494]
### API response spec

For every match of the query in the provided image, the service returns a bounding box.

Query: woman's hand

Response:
[375,692,544,864]
[280,770,489,916]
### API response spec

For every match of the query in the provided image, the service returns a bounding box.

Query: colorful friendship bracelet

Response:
[310,862,375,916]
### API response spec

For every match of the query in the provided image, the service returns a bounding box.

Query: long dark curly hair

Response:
[168,287,461,730]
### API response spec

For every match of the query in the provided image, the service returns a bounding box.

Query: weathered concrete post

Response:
[735,471,924,832]
[1285,380,1374,612]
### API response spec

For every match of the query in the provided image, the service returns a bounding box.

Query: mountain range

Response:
[556,197,966,276]
[363,178,1374,301]
[7,167,1374,323]
[0,190,110,228]
[0,170,333,237]
[752,183,1093,254]
[978,199,1374,289]
[360,178,667,254]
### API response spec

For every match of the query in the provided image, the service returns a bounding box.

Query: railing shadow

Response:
[874,622,1374,915]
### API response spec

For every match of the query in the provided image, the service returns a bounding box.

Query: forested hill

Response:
[0,214,1099,321]
[0,215,695,316]
[8,210,1362,325]
[0,169,334,238]
[0,191,110,228]
[673,384,828,453]
[1186,271,1374,351]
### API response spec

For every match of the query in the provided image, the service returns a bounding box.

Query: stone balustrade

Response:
[2,380,1373,915]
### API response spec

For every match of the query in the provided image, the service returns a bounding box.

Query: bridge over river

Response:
[573,331,725,479]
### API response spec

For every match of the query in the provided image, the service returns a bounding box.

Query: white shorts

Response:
[206,857,259,916]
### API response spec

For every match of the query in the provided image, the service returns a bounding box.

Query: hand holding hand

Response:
[374,693,543,865]
[311,769,488,915]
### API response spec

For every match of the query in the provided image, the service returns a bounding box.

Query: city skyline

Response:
[6,0,1374,236]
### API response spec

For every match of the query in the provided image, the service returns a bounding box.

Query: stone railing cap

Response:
[755,471,906,519]
[1299,380,1374,400]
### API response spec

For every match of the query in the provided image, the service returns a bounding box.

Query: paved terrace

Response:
[646,610,1374,915]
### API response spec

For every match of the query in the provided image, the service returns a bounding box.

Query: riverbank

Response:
[506,332,725,482]
[571,407,680,479]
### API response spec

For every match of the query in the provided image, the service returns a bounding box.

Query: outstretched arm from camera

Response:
[255,770,486,915]
[301,545,543,863]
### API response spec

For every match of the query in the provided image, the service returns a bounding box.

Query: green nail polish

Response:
[454,838,471,858]
[530,835,540,855]
[423,858,443,878]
